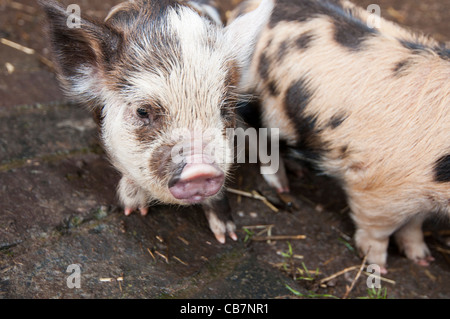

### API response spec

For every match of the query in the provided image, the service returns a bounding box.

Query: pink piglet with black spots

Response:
[231,0,450,272]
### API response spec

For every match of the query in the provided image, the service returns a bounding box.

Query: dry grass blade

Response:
[342,253,368,299]
[177,236,190,245]
[0,38,55,71]
[227,188,279,212]
[320,265,360,284]
[252,190,279,212]
[173,256,188,266]
[99,278,113,282]
[147,248,156,261]
[37,55,55,71]
[320,264,396,287]
[154,250,169,263]
[1,38,35,54]
[361,271,396,285]
[251,235,306,241]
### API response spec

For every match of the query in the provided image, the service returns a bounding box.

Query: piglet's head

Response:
[41,0,273,206]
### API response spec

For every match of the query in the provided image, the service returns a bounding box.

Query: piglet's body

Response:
[234,0,450,270]
[41,0,274,243]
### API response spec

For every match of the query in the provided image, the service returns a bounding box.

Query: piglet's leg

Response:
[257,127,290,193]
[354,225,393,274]
[118,176,149,216]
[260,155,290,193]
[394,214,434,266]
[202,195,237,244]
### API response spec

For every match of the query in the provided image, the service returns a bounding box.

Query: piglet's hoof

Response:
[202,196,237,244]
[124,207,149,216]
[414,255,435,267]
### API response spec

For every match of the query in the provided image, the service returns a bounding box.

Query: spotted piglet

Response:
[40,0,275,243]
[232,0,449,271]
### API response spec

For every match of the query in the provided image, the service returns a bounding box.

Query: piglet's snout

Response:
[169,154,224,203]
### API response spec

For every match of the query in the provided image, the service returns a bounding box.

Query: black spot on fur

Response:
[284,77,326,160]
[333,18,375,50]
[275,32,314,64]
[258,51,271,82]
[276,40,289,62]
[270,0,376,50]
[339,145,349,158]
[436,46,450,61]
[295,32,314,49]
[400,40,450,61]
[393,59,413,77]
[270,0,340,26]
[400,40,450,62]
[328,112,347,129]
[434,154,450,183]
[267,80,279,96]
[400,40,427,54]
[285,78,311,118]
[257,51,280,96]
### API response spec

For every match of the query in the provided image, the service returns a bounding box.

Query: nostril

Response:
[168,175,180,188]
[168,163,186,188]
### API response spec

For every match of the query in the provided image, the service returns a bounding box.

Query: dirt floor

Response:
[0,0,449,299]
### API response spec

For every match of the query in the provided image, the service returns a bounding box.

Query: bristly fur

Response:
[232,0,450,268]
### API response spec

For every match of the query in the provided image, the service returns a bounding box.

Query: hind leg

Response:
[394,214,434,266]
[260,155,290,193]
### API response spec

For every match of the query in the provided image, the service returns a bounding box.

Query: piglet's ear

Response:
[40,0,121,103]
[224,0,274,70]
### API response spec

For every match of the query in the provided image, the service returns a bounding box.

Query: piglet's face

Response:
[41,0,274,205]
[100,6,237,205]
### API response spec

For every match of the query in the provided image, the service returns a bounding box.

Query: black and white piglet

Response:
[40,0,274,243]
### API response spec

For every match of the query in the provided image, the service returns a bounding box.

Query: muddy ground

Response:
[0,0,449,299]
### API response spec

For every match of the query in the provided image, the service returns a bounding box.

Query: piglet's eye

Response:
[136,107,149,118]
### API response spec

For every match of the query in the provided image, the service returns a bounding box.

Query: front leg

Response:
[118,176,150,216]
[202,195,237,244]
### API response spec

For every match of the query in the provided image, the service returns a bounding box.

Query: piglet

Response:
[40,0,274,243]
[232,0,450,271]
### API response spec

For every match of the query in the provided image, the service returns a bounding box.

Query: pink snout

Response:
[169,162,224,203]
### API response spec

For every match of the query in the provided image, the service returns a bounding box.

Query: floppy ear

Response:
[40,0,122,104]
[224,0,274,71]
